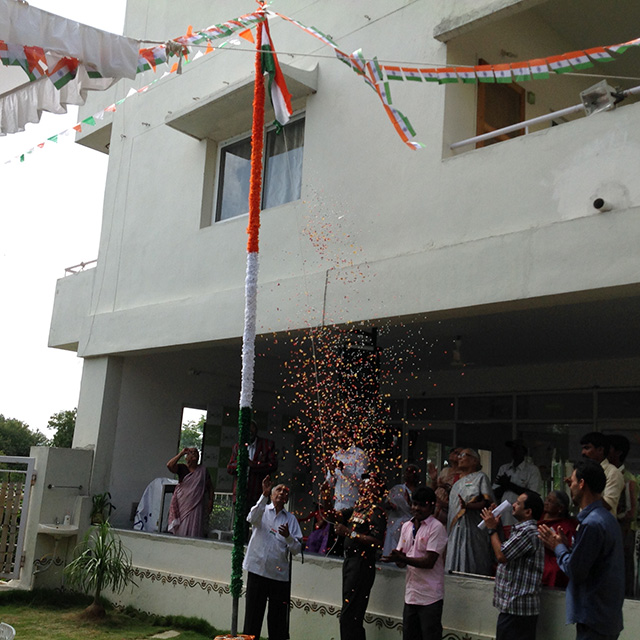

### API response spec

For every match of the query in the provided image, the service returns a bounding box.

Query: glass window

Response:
[516,393,593,421]
[263,117,305,209]
[458,395,512,421]
[598,391,640,419]
[215,117,305,222]
[216,137,252,221]
[406,397,455,421]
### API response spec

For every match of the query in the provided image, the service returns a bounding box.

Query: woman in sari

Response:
[538,490,577,588]
[166,447,213,538]
[445,448,495,576]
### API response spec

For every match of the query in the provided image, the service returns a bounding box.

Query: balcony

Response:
[440,0,640,156]
[49,265,96,352]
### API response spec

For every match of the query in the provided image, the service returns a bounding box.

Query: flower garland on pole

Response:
[228,4,267,637]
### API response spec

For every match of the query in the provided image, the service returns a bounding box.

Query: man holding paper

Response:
[481,491,544,640]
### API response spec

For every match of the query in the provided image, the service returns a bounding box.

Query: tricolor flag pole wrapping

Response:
[260,18,293,130]
[229,8,269,637]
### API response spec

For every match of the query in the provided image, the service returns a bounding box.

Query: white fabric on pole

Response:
[240,251,259,409]
[0,65,115,134]
[0,0,138,79]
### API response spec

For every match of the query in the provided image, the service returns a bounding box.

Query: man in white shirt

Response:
[326,442,368,510]
[580,431,624,513]
[243,475,302,640]
[494,439,542,527]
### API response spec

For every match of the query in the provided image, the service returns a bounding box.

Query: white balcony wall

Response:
[48,268,95,350]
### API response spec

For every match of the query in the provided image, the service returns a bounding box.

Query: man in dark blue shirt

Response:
[539,459,624,640]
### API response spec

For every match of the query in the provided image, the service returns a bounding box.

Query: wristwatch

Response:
[350,530,358,539]
[487,528,498,536]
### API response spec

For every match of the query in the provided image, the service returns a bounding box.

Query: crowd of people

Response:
[164,429,635,640]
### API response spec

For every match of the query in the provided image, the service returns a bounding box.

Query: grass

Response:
[0,589,223,640]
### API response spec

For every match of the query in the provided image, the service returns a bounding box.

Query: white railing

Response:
[451,84,640,150]
[64,259,97,276]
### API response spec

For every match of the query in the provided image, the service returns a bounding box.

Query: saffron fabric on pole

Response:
[230,10,267,636]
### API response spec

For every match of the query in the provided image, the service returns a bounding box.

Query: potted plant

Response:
[64,521,136,618]
[90,492,115,524]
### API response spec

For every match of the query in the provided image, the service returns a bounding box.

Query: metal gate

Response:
[0,456,35,581]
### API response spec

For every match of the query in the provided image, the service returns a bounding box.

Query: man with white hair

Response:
[243,475,302,640]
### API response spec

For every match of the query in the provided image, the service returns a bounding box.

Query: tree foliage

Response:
[179,415,205,450]
[0,414,49,456]
[49,408,77,448]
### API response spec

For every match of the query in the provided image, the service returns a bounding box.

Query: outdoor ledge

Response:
[165,62,318,142]
[434,0,546,42]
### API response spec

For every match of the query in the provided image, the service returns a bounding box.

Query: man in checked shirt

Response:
[481,490,544,640]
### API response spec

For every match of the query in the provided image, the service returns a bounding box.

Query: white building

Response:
[30,0,640,637]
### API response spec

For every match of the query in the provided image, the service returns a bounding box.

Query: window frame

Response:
[212,112,306,224]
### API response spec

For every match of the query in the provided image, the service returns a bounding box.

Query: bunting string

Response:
[2,61,178,164]
[3,6,640,159]
[379,40,640,85]
[0,10,264,90]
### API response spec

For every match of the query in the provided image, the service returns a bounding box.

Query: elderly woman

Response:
[166,447,213,538]
[445,448,495,576]
[538,490,577,588]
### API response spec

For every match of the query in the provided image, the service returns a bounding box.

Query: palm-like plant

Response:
[64,521,136,618]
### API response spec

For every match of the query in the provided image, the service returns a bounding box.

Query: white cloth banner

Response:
[0,0,138,79]
[0,65,115,134]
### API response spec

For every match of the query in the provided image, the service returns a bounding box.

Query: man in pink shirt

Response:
[382,486,448,640]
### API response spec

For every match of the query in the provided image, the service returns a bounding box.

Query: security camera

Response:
[593,198,612,212]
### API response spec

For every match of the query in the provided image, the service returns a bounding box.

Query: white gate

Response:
[0,456,36,581]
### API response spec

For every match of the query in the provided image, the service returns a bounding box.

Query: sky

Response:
[0,1,127,435]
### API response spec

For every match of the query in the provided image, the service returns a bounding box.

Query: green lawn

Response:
[0,590,221,640]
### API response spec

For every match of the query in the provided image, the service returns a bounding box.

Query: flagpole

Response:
[229,5,266,637]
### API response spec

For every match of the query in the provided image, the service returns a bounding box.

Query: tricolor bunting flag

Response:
[529,59,550,79]
[585,47,614,62]
[546,54,572,74]
[609,37,640,54]
[456,67,477,83]
[402,67,423,82]
[510,62,531,81]
[475,65,495,83]
[493,64,512,83]
[366,57,383,84]
[437,68,458,84]
[386,66,404,81]
[47,56,79,89]
[24,46,47,80]
[563,51,593,70]
[420,68,439,82]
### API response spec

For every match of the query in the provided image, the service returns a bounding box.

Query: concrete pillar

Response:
[73,356,124,495]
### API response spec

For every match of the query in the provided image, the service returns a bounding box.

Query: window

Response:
[215,116,305,222]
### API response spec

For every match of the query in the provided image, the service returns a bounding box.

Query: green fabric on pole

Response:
[230,405,252,601]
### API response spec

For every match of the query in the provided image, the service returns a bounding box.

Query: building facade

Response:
[42,0,640,637]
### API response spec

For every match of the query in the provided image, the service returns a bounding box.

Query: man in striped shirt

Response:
[481,490,544,640]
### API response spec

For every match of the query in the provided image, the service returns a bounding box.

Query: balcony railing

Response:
[451,84,640,151]
[64,259,97,276]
